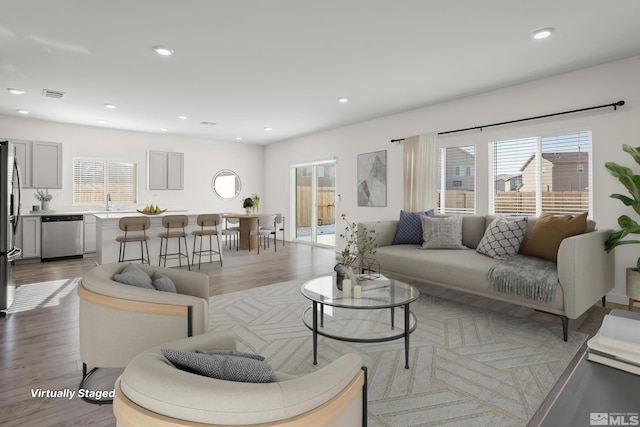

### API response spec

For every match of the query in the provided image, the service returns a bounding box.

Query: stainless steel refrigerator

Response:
[1,140,22,316]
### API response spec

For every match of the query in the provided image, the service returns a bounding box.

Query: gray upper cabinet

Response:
[8,140,62,189]
[148,150,183,190]
[31,142,63,188]
[167,152,184,190]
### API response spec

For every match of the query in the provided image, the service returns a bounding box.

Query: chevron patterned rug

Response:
[208,278,586,427]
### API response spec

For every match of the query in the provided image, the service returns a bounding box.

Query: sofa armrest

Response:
[358,220,398,248]
[557,229,614,319]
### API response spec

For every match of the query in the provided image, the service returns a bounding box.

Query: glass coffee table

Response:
[301,275,419,369]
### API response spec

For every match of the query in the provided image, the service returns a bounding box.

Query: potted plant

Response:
[251,193,260,214]
[242,197,254,214]
[34,189,53,211]
[335,213,378,289]
[604,144,640,308]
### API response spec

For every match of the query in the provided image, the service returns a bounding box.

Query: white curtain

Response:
[403,132,438,211]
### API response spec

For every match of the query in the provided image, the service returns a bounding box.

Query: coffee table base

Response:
[303,301,417,369]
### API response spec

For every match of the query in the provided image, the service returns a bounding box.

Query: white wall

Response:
[0,116,265,214]
[265,55,640,304]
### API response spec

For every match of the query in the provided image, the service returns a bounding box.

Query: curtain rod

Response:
[390,100,625,143]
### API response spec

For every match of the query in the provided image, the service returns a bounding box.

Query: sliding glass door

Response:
[293,161,336,247]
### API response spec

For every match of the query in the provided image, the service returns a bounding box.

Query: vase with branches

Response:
[335,213,378,289]
[34,189,53,211]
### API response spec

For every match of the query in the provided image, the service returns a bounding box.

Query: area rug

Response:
[208,278,586,427]
[7,278,79,314]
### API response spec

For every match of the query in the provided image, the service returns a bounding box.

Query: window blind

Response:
[73,158,137,204]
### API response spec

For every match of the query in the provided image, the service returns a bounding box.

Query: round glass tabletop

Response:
[300,275,419,309]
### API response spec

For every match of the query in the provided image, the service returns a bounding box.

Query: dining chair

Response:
[250,214,277,254]
[275,214,285,246]
[221,216,240,251]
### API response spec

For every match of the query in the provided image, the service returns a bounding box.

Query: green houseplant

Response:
[604,144,640,269]
[34,189,53,211]
[604,144,640,308]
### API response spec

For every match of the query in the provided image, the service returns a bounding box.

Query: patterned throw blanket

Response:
[487,254,559,303]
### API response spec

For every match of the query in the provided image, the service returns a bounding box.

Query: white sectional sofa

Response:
[358,215,614,341]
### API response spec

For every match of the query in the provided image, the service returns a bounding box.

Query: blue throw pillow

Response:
[392,209,435,245]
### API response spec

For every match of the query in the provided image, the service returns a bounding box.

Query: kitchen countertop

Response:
[21,209,137,217]
[93,209,190,220]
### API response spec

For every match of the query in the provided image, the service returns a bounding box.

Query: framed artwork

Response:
[357,150,387,206]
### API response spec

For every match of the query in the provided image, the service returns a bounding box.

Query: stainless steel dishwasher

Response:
[41,214,84,260]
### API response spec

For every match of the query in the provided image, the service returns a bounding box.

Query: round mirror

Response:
[212,169,241,200]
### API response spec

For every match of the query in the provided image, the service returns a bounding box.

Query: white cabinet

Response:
[147,151,183,190]
[84,214,96,253]
[7,140,62,189]
[31,141,63,188]
[167,152,184,190]
[17,216,42,259]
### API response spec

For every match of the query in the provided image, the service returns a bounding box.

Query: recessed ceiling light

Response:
[153,46,174,56]
[104,103,116,109]
[16,109,29,114]
[264,127,272,131]
[178,115,188,120]
[338,97,349,103]
[236,137,243,140]
[160,128,169,132]
[7,88,25,95]
[97,119,107,124]
[532,27,554,40]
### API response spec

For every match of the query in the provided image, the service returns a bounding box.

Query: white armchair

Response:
[114,331,367,426]
[78,262,210,403]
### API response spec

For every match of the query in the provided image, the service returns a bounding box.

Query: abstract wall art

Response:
[357,150,387,206]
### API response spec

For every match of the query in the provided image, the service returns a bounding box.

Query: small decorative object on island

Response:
[34,189,52,211]
[605,144,640,309]
[242,197,254,215]
[137,204,167,215]
[335,213,378,290]
[251,193,260,214]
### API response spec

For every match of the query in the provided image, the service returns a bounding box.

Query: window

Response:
[73,158,138,204]
[491,131,591,216]
[438,145,475,214]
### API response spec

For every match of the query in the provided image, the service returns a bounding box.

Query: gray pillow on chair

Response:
[162,349,277,383]
[112,263,154,289]
[151,271,177,293]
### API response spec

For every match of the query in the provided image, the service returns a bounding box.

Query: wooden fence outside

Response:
[296,187,336,227]
[439,190,589,215]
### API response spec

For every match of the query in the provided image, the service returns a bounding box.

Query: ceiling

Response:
[2,1,640,145]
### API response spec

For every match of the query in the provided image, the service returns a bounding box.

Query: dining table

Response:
[223,213,275,250]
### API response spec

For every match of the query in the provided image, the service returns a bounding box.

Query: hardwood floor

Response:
[0,242,632,426]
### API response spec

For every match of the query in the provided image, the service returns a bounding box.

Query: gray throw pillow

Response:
[420,215,466,249]
[151,271,177,293]
[162,349,277,383]
[112,263,154,289]
[476,217,528,260]
[196,349,265,361]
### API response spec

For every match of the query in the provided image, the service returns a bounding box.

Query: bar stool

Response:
[116,216,151,264]
[191,214,223,269]
[158,215,190,270]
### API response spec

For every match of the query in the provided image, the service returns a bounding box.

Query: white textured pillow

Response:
[476,217,528,260]
[420,215,466,249]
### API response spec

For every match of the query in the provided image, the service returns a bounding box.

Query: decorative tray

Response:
[136,209,167,215]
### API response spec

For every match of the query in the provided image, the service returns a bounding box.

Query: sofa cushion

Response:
[162,349,277,383]
[420,215,466,249]
[112,263,155,289]
[461,215,488,249]
[392,209,435,245]
[151,271,177,293]
[476,217,528,260]
[519,212,588,262]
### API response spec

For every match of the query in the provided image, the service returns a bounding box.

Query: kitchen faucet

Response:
[106,193,113,211]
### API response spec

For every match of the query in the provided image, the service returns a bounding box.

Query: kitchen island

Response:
[95,210,208,267]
